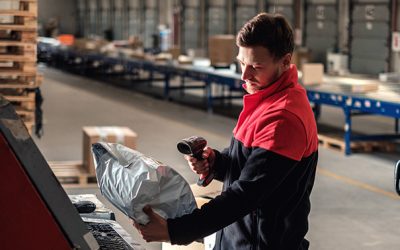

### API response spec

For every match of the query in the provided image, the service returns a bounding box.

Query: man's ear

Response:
[281,53,292,70]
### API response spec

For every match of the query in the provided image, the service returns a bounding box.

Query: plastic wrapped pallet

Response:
[92,142,197,225]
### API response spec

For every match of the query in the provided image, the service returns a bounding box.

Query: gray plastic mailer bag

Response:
[92,142,197,225]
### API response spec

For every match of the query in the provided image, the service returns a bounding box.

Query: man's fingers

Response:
[202,150,210,159]
[184,155,198,163]
[137,224,153,241]
[143,205,157,220]
[195,167,209,175]
[143,205,151,212]
[192,161,209,171]
[131,219,140,230]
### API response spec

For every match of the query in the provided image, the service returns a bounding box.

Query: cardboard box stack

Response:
[82,126,138,175]
[208,35,237,67]
[0,0,42,134]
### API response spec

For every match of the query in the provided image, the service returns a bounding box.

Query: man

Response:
[134,13,319,249]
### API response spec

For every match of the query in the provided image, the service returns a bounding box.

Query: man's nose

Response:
[241,65,253,81]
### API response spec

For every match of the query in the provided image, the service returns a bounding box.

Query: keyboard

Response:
[86,222,133,250]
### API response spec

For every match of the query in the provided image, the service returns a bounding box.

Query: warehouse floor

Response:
[32,66,400,250]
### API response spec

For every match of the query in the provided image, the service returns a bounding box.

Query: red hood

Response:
[234,63,318,160]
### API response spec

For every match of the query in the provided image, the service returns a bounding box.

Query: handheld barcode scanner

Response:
[177,136,214,187]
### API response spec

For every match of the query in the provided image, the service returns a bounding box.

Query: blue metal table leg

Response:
[314,103,321,120]
[148,70,154,87]
[80,57,86,75]
[180,76,185,97]
[164,73,170,100]
[206,80,213,113]
[229,88,233,106]
[343,107,352,155]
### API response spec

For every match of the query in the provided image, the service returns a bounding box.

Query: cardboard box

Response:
[190,180,223,199]
[82,126,137,175]
[168,46,181,60]
[208,35,237,67]
[302,63,324,86]
[73,38,109,53]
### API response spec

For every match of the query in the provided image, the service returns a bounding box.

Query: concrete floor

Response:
[33,66,400,250]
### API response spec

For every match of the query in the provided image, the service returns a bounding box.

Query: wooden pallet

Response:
[0,80,40,89]
[0,0,37,15]
[0,12,37,27]
[4,92,34,102]
[15,105,34,119]
[318,125,397,153]
[4,91,35,110]
[0,10,36,17]
[0,38,37,70]
[0,0,38,137]
[0,24,36,31]
[0,72,42,90]
[0,63,36,74]
[0,40,36,49]
[0,54,35,62]
[0,40,36,56]
[0,68,36,77]
[48,161,97,186]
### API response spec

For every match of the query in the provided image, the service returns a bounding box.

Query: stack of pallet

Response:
[0,0,41,134]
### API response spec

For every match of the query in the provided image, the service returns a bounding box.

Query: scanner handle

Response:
[197,171,215,187]
[192,151,214,187]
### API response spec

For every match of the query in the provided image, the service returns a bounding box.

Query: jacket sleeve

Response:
[212,146,231,182]
[167,149,299,245]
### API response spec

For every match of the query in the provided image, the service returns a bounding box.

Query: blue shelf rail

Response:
[306,86,400,155]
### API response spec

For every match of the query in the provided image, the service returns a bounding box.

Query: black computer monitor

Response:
[0,96,99,249]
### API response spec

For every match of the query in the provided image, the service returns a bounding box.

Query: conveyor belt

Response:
[39,42,244,112]
[38,42,400,154]
[306,77,400,155]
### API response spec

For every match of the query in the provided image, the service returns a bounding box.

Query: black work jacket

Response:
[168,65,319,249]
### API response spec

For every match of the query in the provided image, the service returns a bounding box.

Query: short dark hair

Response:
[236,13,294,60]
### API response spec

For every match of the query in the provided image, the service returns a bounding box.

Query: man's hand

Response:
[185,146,215,175]
[132,205,170,242]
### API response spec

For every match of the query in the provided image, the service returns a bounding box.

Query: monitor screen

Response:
[0,96,98,249]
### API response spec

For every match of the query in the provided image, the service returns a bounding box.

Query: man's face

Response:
[237,46,291,94]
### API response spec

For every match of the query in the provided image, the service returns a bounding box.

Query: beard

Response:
[245,67,283,94]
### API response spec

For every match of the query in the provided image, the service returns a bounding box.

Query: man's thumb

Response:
[143,205,154,216]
